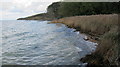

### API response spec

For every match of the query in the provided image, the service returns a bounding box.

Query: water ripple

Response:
[2,20,97,65]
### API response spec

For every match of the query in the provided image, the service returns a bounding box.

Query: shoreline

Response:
[53,20,99,63]
[50,14,119,66]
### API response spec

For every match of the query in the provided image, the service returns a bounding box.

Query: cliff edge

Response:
[17,2,61,20]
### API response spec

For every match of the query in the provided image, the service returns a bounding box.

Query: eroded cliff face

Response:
[17,2,61,20]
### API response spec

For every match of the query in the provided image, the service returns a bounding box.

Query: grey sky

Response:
[0,0,60,20]
[0,0,119,20]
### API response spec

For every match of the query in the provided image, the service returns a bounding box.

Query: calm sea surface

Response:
[1,20,97,65]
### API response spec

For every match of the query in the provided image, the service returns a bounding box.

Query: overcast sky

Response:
[0,0,119,20]
[0,0,60,20]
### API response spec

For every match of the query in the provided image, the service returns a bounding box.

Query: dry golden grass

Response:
[51,14,118,35]
[51,14,119,65]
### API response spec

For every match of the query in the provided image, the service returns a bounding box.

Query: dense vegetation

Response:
[58,2,120,18]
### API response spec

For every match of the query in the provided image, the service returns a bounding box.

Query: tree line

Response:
[49,2,120,18]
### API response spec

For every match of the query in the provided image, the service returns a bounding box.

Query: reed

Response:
[50,14,119,65]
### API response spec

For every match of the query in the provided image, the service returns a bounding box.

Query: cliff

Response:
[17,2,120,20]
[17,2,61,20]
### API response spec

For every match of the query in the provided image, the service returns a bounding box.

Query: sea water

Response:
[1,20,97,65]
